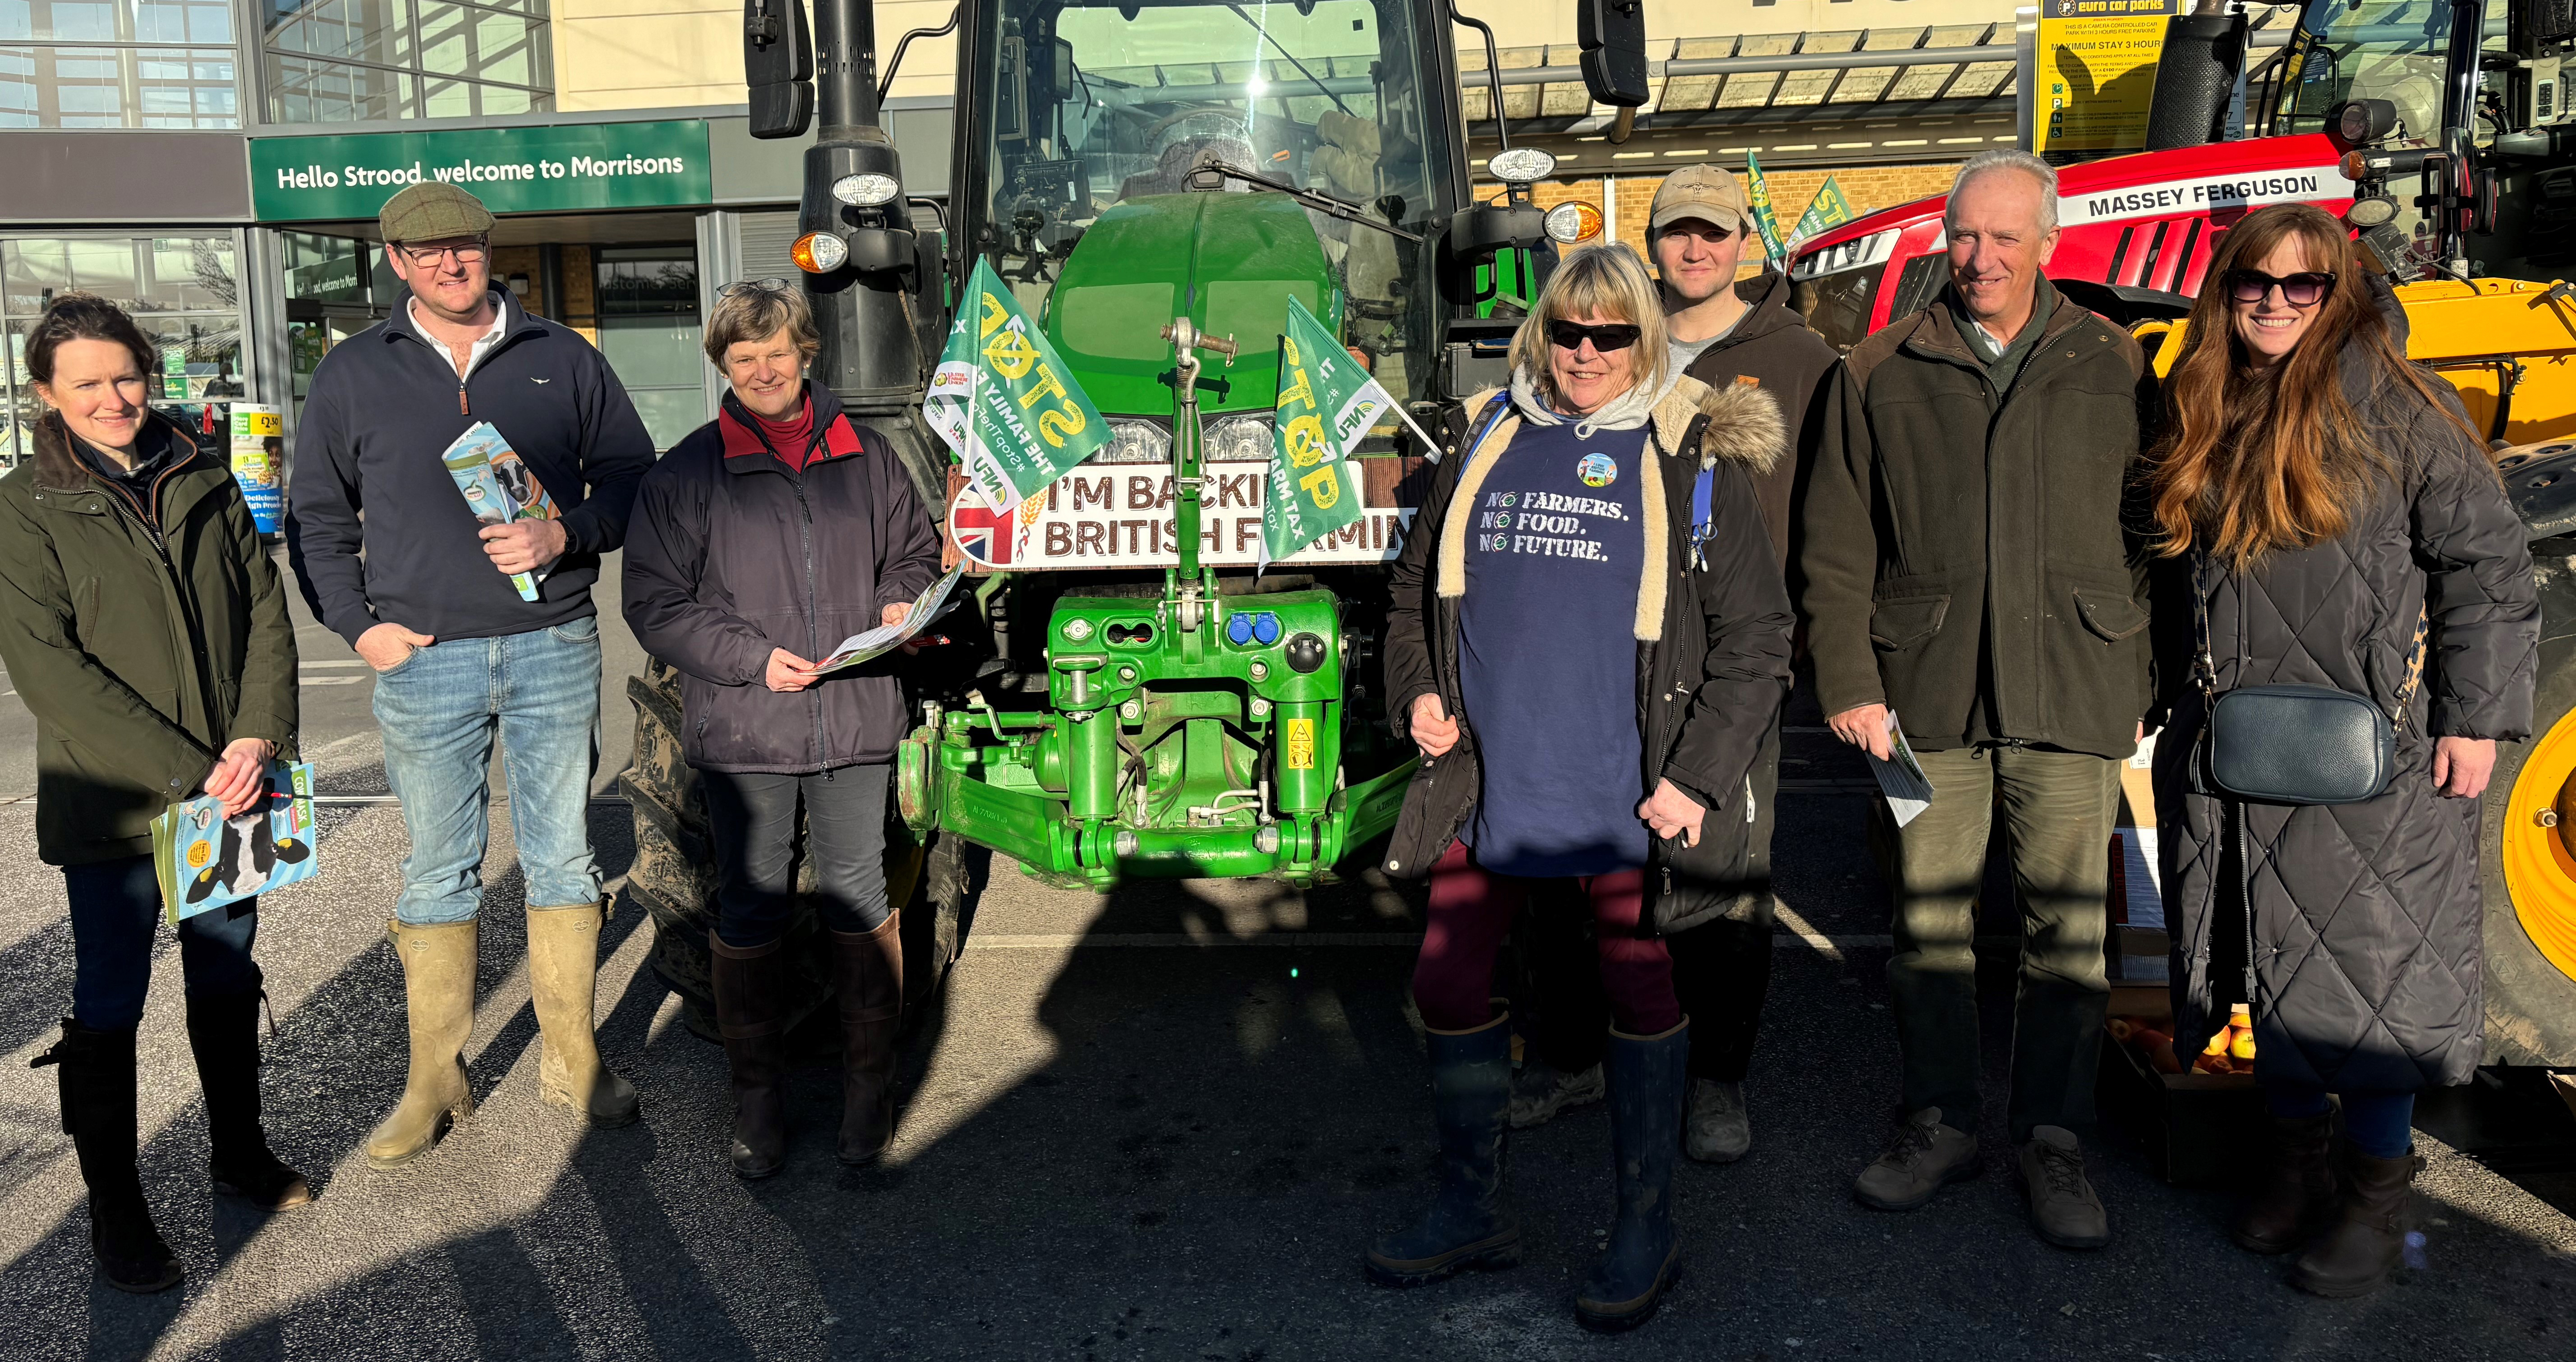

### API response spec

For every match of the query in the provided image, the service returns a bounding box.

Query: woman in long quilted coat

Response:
[2145,204,2538,1298]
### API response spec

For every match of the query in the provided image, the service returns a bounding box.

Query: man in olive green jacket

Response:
[1798,150,2149,1252]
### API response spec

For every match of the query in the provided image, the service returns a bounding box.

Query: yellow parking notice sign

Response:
[2036,0,2180,155]
[1285,718,1316,771]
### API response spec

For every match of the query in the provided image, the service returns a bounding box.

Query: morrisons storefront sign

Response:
[249,120,714,222]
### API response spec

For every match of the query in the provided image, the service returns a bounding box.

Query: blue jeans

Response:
[373,618,604,925]
[2262,1076,2419,1160]
[66,854,261,1031]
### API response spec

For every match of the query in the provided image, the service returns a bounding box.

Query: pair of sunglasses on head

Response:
[2224,269,2337,308]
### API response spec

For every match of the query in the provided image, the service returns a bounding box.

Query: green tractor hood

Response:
[1042,191,1343,417]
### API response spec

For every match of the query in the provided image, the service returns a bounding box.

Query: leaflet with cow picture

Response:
[150,761,318,925]
[808,565,970,675]
[441,421,561,602]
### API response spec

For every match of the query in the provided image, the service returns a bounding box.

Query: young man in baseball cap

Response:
[1509,163,1838,1168]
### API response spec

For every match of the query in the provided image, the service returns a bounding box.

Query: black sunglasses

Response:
[2224,269,2336,308]
[1545,319,1642,353]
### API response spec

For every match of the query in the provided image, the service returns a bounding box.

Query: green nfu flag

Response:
[925,258,1109,509]
[1791,175,1856,248]
[1264,297,1427,572]
[1742,153,1788,262]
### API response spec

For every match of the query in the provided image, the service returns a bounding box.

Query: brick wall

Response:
[1487,161,1962,275]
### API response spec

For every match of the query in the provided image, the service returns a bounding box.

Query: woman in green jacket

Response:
[0,293,310,1294]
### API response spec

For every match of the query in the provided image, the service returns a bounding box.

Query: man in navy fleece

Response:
[286,182,655,1169]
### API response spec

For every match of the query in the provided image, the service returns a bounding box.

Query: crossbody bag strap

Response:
[2392,604,2430,732]
[2191,549,2218,703]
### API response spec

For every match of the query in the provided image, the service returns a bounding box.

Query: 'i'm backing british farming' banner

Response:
[1265,296,1429,571]
[926,259,1109,509]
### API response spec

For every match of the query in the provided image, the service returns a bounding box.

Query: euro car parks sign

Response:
[946,460,1424,572]
[248,121,713,221]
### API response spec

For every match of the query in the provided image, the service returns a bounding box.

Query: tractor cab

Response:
[952,0,1456,415]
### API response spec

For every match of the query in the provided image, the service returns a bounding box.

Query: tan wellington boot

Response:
[526,902,640,1128]
[366,918,481,1169]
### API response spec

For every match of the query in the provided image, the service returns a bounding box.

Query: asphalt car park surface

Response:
[0,557,2571,1361]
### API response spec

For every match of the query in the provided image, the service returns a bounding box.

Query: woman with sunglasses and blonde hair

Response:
[1372,241,1794,1330]
[2146,203,2537,1297]
[623,279,942,1178]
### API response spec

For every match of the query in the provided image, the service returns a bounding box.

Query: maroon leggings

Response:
[1412,842,1681,1035]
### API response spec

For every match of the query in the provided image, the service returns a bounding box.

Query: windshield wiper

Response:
[1184,160,1423,242]
[1225,3,1355,116]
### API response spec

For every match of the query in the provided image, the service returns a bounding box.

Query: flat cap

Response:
[379,182,495,245]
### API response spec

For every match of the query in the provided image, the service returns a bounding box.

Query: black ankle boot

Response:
[33,1019,183,1293]
[184,989,313,1211]
[1576,1017,1689,1332]
[1365,1012,1519,1287]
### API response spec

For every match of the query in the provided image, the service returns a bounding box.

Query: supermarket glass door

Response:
[593,245,704,450]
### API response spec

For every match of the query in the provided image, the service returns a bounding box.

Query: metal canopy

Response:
[1457,13,2300,144]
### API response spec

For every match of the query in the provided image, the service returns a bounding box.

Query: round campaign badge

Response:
[1578,452,1618,487]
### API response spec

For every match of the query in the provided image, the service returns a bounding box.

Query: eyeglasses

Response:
[395,239,489,267]
[2224,269,2336,308]
[1545,319,1642,353]
[720,277,794,298]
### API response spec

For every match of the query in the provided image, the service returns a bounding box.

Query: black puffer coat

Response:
[1383,376,1795,934]
[2153,303,2540,1091]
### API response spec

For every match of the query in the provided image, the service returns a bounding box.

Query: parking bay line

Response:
[963,931,1914,951]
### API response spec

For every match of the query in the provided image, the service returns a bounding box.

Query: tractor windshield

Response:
[2277,0,2500,145]
[965,0,1445,401]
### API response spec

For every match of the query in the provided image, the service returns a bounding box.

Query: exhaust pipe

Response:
[2144,3,2247,151]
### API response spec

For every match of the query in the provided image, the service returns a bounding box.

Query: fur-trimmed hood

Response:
[1435,373,1790,640]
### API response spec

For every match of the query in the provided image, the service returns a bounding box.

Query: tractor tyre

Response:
[2479,548,2576,1067]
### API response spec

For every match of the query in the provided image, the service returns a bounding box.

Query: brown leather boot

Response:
[707,933,787,1179]
[2233,1112,2338,1255]
[831,911,904,1165]
[2292,1147,2424,1298]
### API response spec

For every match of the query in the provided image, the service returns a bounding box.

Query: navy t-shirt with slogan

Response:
[1457,418,1650,878]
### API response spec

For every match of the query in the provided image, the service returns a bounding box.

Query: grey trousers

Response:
[1868,744,2116,1141]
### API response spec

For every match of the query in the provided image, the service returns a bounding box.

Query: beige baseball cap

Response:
[379,182,495,244]
[1649,164,1749,235]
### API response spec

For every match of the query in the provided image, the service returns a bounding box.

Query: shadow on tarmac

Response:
[5,738,2575,1360]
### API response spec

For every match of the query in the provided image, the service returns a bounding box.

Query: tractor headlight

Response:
[1487,147,1557,185]
[1205,414,1274,463]
[1545,202,1603,244]
[792,230,848,273]
[1097,419,1173,464]
[832,172,902,207]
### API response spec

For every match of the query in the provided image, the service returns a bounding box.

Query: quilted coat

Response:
[2151,291,2540,1091]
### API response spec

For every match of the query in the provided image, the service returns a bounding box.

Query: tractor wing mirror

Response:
[1447,202,1548,258]
[744,0,813,139]
[1578,0,1651,109]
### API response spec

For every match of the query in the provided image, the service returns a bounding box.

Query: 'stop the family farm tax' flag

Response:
[1742,152,1789,262]
[925,258,1109,508]
[1790,175,1857,249]
[1264,296,1432,571]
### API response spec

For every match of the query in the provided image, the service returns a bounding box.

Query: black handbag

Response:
[2189,554,2424,806]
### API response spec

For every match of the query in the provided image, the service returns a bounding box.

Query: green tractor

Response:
[622,0,1642,1030]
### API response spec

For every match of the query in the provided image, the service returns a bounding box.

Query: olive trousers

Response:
[1870,744,2116,1142]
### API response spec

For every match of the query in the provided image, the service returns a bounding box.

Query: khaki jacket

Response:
[0,413,298,865]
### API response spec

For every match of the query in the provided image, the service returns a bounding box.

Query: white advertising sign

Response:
[949,464,1421,572]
